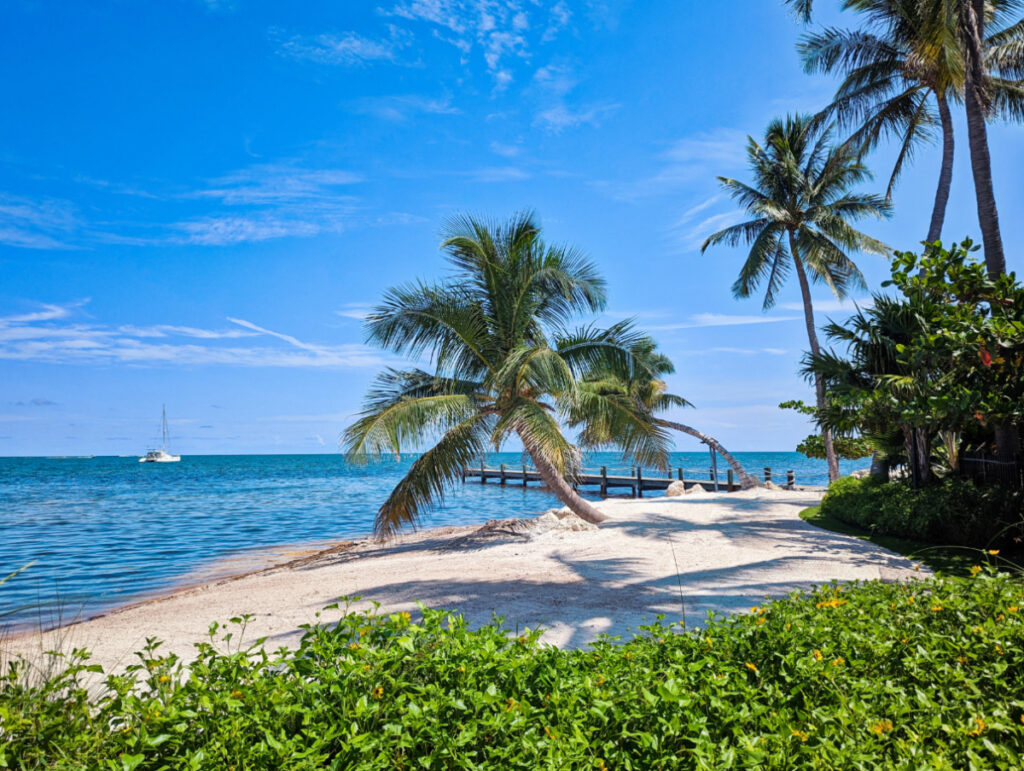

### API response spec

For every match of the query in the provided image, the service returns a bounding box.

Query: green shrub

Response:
[821,476,1024,548]
[3,574,1024,769]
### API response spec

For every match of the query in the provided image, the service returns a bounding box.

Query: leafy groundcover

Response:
[3,571,1023,769]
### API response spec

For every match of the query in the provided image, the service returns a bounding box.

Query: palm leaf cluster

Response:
[344,212,671,537]
[701,115,891,310]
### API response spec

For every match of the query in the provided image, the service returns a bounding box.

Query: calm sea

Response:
[0,452,864,630]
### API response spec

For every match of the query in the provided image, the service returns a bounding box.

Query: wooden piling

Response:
[764,467,772,484]
[600,465,608,496]
[500,463,507,485]
[727,469,734,492]
[786,470,795,488]
[522,464,528,487]
[481,460,486,484]
[635,466,643,498]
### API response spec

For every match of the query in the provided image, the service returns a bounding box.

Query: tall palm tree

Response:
[701,115,892,483]
[343,212,672,537]
[960,0,1024,276]
[798,0,964,244]
[573,338,761,488]
[788,0,1024,276]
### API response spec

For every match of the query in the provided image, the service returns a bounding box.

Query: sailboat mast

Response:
[161,404,168,451]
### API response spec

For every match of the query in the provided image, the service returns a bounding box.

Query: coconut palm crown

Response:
[700,114,892,482]
[343,212,672,537]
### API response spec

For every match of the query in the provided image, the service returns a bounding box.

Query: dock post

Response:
[635,466,643,498]
[481,460,486,484]
[522,464,528,487]
[727,469,734,492]
[500,463,507,485]
[600,465,608,496]
[786,470,795,488]
[461,464,466,484]
[667,467,672,480]
[677,467,683,481]
[764,467,771,484]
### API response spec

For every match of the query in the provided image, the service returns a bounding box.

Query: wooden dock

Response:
[461,463,796,497]
[464,460,798,495]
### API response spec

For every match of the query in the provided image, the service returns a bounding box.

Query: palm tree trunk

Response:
[789,232,840,483]
[926,91,954,245]
[521,438,608,525]
[655,419,759,488]
[961,0,1006,277]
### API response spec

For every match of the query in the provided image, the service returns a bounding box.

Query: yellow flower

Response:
[996,645,1005,655]
[745,662,758,674]
[750,606,760,614]
[901,637,908,644]
[358,627,368,636]
[505,698,519,712]
[996,614,1005,621]
[372,686,384,699]
[988,550,1000,556]
[791,729,809,742]
[815,598,846,610]
[349,642,362,651]
[831,657,845,667]
[363,664,371,671]
[813,649,823,661]
[970,565,982,576]
[595,675,606,685]
[399,611,411,623]
[458,666,466,673]
[755,617,766,626]
[1008,606,1019,613]
[158,675,169,683]
[543,726,554,739]
[930,605,943,612]
[624,653,632,660]
[957,656,968,664]
[870,720,893,734]
[967,716,987,737]
[230,690,242,699]
[913,564,921,571]
[907,596,915,604]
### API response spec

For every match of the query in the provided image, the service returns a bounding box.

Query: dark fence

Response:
[960,453,1024,490]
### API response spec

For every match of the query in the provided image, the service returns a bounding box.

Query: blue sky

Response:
[2,0,1022,456]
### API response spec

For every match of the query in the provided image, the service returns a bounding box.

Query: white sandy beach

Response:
[12,488,923,672]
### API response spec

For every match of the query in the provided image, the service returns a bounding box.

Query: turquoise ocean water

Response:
[0,452,865,630]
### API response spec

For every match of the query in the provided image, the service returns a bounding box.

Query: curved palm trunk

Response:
[656,418,760,489]
[789,233,840,483]
[926,91,954,245]
[520,437,609,525]
[962,0,1006,277]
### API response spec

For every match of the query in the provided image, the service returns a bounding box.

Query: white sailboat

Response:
[140,405,181,463]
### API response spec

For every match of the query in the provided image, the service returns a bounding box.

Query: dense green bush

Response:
[821,476,1024,549]
[3,573,1024,769]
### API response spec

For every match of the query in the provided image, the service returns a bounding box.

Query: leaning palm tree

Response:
[701,115,892,483]
[343,212,672,537]
[572,338,760,488]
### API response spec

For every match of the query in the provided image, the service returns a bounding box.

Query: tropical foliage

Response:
[804,239,1024,486]
[4,571,1024,769]
[343,212,671,537]
[701,114,891,482]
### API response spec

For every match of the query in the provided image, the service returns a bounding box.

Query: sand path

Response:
[11,488,922,671]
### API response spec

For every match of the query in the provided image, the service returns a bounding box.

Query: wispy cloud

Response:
[382,0,580,89]
[467,166,530,182]
[609,128,748,201]
[489,140,522,158]
[353,94,460,121]
[0,301,384,369]
[778,298,874,313]
[530,63,618,132]
[0,194,82,250]
[647,313,799,330]
[272,25,412,66]
[335,303,374,320]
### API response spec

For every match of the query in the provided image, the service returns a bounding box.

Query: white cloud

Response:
[353,94,461,121]
[489,140,521,157]
[647,313,799,330]
[0,194,81,250]
[468,166,530,182]
[273,25,411,66]
[778,298,873,313]
[335,303,373,320]
[0,301,384,369]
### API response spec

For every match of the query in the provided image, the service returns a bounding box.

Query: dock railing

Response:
[462,462,800,497]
